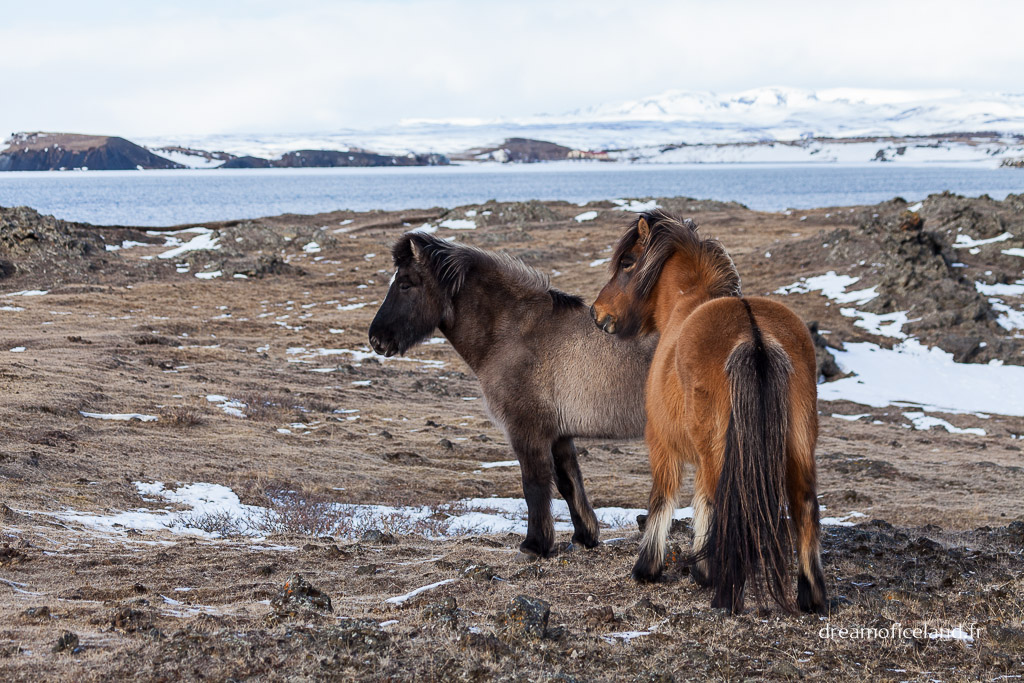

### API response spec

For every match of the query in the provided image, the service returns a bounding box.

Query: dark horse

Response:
[369,232,654,558]
[592,210,827,614]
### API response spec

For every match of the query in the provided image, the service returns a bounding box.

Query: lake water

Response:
[0,162,1020,226]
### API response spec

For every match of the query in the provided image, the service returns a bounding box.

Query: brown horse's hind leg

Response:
[689,491,713,587]
[787,442,827,614]
[552,437,600,548]
[633,438,681,582]
[513,436,557,558]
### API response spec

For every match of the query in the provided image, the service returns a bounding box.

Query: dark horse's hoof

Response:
[571,532,600,550]
[518,540,555,560]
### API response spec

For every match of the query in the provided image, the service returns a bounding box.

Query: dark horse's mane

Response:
[393,232,585,310]
[612,209,742,300]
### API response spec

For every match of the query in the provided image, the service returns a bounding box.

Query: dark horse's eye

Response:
[398,282,412,292]
[620,256,637,270]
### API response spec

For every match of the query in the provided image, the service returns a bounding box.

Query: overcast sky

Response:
[2,0,1022,138]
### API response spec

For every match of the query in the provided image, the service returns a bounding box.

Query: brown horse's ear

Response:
[637,216,651,246]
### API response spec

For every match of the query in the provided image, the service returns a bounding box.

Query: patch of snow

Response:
[976,280,1024,297]
[2,289,48,297]
[351,380,372,387]
[831,413,870,421]
[590,258,611,267]
[989,300,1024,331]
[775,271,878,305]
[206,394,247,418]
[820,511,867,527]
[612,199,660,212]
[9,346,25,352]
[953,232,1013,249]
[337,302,369,311]
[303,242,321,253]
[602,631,652,644]
[1002,247,1024,258]
[0,306,24,311]
[195,270,222,279]
[80,411,158,422]
[410,223,437,234]
[841,308,911,339]
[439,218,476,230]
[157,229,220,260]
[907,202,923,212]
[903,412,985,435]
[479,460,518,469]
[385,578,457,605]
[819,340,1024,416]
[574,211,598,222]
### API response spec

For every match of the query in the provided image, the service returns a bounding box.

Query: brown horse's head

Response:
[591,213,657,337]
[592,210,740,337]
[368,233,451,357]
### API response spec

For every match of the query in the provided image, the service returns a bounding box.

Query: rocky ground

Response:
[0,195,1022,681]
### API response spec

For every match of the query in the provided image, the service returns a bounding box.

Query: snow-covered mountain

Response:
[138,87,1024,166]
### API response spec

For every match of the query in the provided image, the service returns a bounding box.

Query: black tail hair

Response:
[704,299,795,614]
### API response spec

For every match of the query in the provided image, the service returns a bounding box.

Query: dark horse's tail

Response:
[705,299,795,614]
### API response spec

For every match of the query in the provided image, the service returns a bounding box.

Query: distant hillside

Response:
[0,132,183,171]
[221,149,449,168]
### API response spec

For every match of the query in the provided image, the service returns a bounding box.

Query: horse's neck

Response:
[650,255,717,332]
[438,279,508,371]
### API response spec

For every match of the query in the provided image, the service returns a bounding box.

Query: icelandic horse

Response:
[591,210,827,614]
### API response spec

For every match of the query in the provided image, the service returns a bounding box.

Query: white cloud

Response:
[1,0,1023,138]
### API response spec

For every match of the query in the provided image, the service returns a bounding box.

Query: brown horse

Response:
[591,210,826,614]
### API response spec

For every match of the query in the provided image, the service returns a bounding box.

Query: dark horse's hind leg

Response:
[513,436,556,558]
[552,436,600,548]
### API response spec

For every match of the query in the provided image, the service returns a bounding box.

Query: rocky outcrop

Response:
[222,149,449,168]
[454,138,574,163]
[0,132,182,171]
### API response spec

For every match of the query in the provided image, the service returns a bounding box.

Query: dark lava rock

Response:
[360,530,397,545]
[270,574,333,615]
[787,195,1024,363]
[383,451,423,464]
[52,631,79,654]
[807,320,846,381]
[584,605,616,625]
[110,605,153,632]
[421,596,459,629]
[22,606,50,620]
[459,631,512,658]
[496,595,550,639]
[0,206,112,282]
[325,619,389,653]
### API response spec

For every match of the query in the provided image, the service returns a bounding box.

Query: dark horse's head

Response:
[368,232,456,357]
[591,210,740,337]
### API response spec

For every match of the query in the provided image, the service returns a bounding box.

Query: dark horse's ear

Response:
[409,237,423,262]
[637,216,652,247]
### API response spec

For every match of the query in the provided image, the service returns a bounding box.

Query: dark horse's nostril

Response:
[589,304,597,320]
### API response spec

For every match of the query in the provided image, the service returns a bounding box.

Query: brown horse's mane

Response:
[612,209,741,301]
[393,232,585,310]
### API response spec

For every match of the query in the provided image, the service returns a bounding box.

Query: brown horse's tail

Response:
[705,300,795,614]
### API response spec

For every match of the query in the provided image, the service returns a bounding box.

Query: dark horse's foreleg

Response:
[551,436,600,549]
[513,436,556,558]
